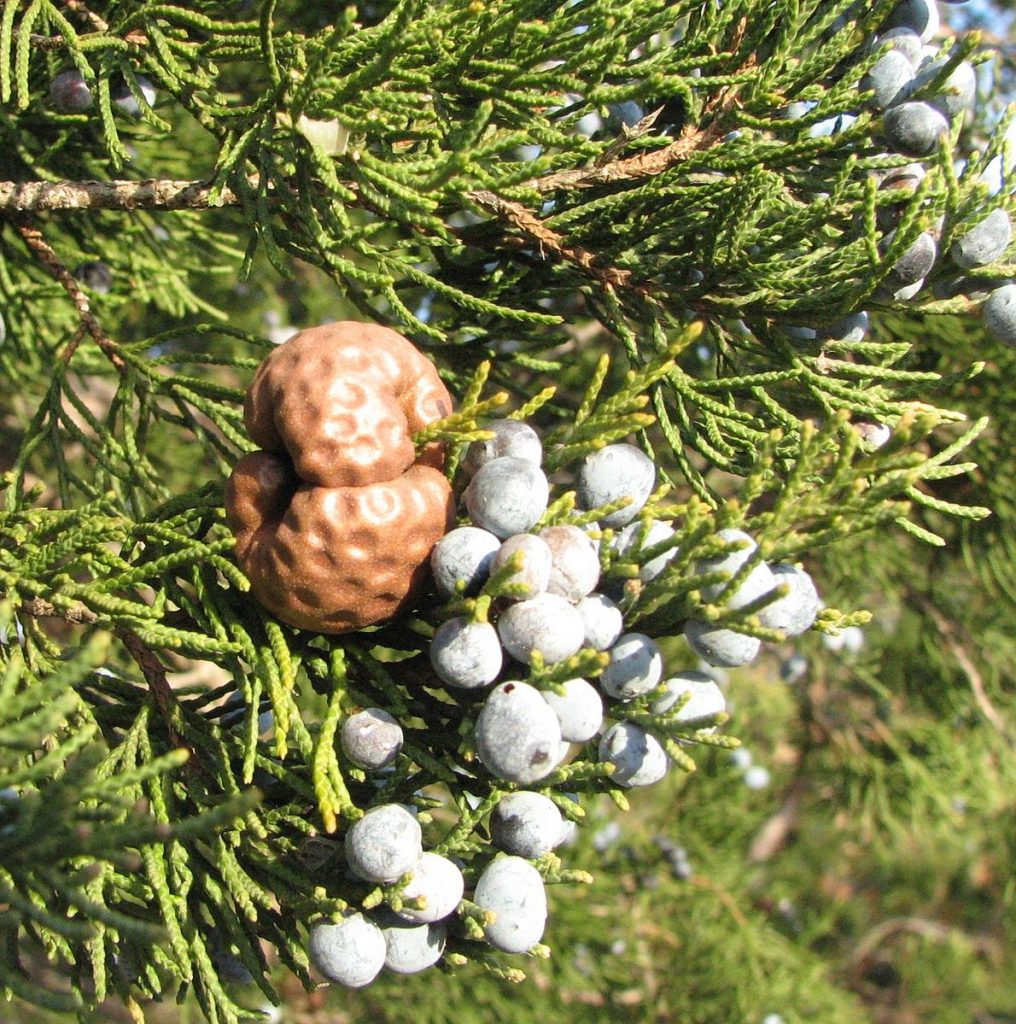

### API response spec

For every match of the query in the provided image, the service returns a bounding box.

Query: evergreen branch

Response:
[912,594,1013,746]
[15,598,197,761]
[11,215,126,372]
[63,0,109,34]
[0,178,243,211]
[19,595,97,624]
[117,630,193,756]
[526,118,730,194]
[468,189,651,295]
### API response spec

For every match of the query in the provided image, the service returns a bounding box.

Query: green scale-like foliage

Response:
[0,0,1011,1020]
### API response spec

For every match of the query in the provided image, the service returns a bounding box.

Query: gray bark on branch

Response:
[0,179,241,211]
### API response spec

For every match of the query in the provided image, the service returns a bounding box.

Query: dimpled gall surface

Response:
[308,915,387,988]
[227,322,455,633]
[344,804,422,884]
[475,681,563,783]
[232,464,454,633]
[474,856,548,953]
[224,451,300,561]
[243,322,452,488]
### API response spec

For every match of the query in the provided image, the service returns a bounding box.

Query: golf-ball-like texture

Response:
[430,526,501,597]
[542,677,604,742]
[49,69,93,112]
[497,593,585,665]
[886,230,937,285]
[882,0,939,42]
[695,529,776,610]
[861,49,914,109]
[345,804,422,883]
[758,564,821,636]
[462,420,543,478]
[884,101,948,155]
[490,791,565,859]
[575,593,624,650]
[540,524,601,601]
[473,856,548,953]
[308,915,386,988]
[491,533,553,599]
[340,708,404,770]
[651,673,726,731]
[225,323,455,633]
[464,457,549,538]
[380,916,447,973]
[599,721,668,787]
[599,632,664,700]
[982,284,1016,347]
[243,323,450,489]
[475,681,564,783]
[952,208,1011,269]
[576,443,656,527]
[684,619,762,668]
[397,853,464,924]
[614,520,679,581]
[429,618,503,689]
